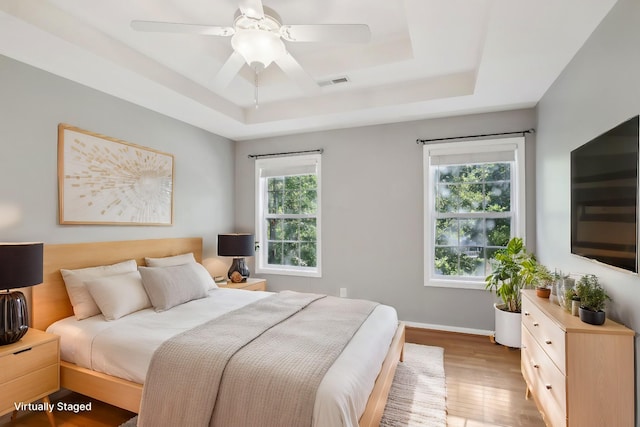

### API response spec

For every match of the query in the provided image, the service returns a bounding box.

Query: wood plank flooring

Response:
[407,327,545,427]
[1,328,545,427]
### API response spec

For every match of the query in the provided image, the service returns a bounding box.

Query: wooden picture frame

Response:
[58,124,174,225]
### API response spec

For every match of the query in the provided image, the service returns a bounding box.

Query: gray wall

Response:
[536,0,640,421]
[0,55,235,270]
[235,108,537,332]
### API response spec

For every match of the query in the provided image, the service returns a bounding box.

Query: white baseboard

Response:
[403,320,494,337]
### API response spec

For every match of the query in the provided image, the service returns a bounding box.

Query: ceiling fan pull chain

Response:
[254,71,259,108]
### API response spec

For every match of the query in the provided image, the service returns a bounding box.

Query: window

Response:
[255,154,321,277]
[423,137,525,289]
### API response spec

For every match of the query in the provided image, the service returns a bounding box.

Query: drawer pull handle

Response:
[545,340,552,345]
[533,364,540,369]
[13,347,32,355]
[524,312,530,316]
[533,322,539,327]
[545,384,552,390]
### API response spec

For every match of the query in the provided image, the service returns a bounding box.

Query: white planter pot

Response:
[494,303,522,348]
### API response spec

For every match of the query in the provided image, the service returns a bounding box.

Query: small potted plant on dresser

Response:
[575,274,611,325]
[534,264,553,298]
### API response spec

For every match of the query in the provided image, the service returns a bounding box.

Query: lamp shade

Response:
[218,234,255,257]
[0,243,43,290]
[0,242,43,345]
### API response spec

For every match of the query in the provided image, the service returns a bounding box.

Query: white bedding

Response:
[47,288,398,427]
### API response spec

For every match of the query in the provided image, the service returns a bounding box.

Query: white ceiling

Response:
[0,0,617,141]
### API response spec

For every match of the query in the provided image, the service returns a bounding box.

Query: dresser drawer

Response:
[522,326,566,420]
[522,297,566,374]
[0,340,58,384]
[0,364,59,415]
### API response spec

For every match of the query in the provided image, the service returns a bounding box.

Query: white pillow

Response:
[85,271,151,321]
[144,253,196,267]
[61,259,138,320]
[139,263,211,312]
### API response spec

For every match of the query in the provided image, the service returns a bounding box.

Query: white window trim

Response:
[423,137,526,290]
[254,154,322,278]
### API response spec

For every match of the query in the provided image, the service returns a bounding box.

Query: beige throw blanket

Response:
[137,291,378,427]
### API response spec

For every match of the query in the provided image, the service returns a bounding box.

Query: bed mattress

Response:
[47,288,398,427]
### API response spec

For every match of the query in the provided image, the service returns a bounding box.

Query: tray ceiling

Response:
[0,0,617,140]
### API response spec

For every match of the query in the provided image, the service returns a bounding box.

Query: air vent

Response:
[318,76,350,87]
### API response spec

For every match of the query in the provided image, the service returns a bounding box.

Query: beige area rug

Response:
[380,343,447,426]
[120,343,446,427]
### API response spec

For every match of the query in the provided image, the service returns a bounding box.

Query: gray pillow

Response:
[138,263,210,312]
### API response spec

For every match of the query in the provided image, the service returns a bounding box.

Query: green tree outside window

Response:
[266,175,317,268]
[433,163,512,278]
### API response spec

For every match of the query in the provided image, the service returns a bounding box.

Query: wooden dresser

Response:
[521,290,634,427]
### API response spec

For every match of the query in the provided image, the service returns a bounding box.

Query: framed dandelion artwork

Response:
[58,124,174,225]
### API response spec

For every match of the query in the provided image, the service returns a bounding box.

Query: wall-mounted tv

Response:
[571,115,639,273]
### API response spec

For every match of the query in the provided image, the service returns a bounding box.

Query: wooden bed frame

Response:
[32,237,405,427]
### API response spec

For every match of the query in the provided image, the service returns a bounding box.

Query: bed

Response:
[32,237,405,427]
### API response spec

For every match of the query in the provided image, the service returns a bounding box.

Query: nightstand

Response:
[220,278,267,291]
[0,328,59,427]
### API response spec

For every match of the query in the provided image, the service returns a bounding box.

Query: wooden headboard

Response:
[32,237,203,331]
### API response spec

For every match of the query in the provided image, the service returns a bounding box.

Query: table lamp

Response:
[218,233,254,282]
[0,242,43,346]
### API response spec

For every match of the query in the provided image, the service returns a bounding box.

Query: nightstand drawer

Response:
[221,278,267,291]
[522,297,566,374]
[0,364,59,415]
[0,340,58,384]
[234,281,266,291]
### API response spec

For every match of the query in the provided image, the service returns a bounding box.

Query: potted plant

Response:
[534,264,553,298]
[485,237,540,347]
[575,274,611,325]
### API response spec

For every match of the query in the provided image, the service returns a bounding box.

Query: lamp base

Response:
[227,257,250,283]
[0,290,29,346]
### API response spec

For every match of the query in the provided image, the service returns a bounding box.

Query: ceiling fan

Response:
[131,0,371,95]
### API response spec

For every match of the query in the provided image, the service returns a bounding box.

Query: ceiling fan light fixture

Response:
[231,29,285,71]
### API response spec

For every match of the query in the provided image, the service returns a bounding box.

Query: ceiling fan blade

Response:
[280,24,371,43]
[131,20,234,37]
[275,53,320,94]
[238,0,265,20]
[213,51,246,90]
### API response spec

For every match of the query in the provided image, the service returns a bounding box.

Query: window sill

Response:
[256,266,321,278]
[424,278,486,290]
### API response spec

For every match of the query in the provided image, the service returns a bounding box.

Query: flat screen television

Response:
[571,115,639,273]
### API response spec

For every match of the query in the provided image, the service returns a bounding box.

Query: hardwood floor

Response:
[407,327,545,427]
[1,328,545,427]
